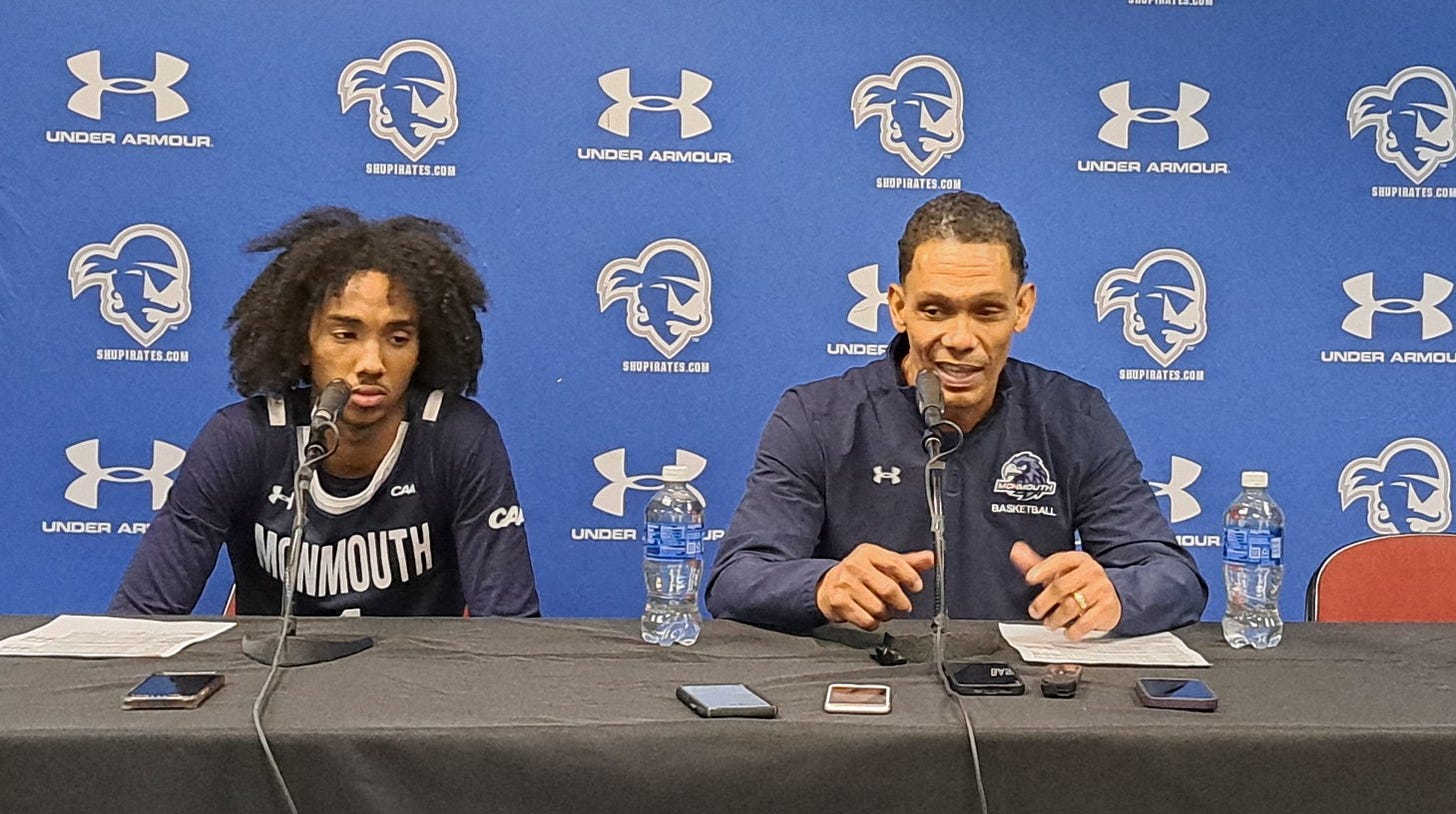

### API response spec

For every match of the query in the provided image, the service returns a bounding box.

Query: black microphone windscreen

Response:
[915,370,943,427]
[312,379,351,425]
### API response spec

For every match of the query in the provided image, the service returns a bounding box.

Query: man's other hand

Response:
[1010,540,1122,641]
[815,543,935,631]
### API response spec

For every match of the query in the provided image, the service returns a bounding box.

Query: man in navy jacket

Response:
[705,192,1205,639]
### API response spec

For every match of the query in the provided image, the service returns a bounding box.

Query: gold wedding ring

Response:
[1072,591,1089,611]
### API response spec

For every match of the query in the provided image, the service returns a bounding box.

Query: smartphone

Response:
[945,661,1025,696]
[823,683,892,714]
[676,684,778,718]
[122,672,225,710]
[1134,678,1217,712]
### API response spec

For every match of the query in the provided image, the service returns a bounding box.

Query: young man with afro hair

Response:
[111,208,539,617]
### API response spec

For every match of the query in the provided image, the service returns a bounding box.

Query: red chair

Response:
[1306,533,1456,621]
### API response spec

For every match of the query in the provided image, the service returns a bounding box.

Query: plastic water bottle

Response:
[1222,470,1284,649]
[641,465,704,646]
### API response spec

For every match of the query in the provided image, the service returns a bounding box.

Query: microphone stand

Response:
[242,421,374,666]
[920,418,963,673]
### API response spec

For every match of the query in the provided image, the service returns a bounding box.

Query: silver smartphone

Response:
[122,672,225,710]
[676,684,777,718]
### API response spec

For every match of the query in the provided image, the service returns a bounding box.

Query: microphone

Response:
[304,379,351,458]
[915,370,943,428]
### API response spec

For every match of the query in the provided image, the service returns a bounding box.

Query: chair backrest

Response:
[1306,533,1456,621]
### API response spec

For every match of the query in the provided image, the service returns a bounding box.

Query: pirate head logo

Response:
[851,54,965,176]
[69,224,191,348]
[1095,248,1208,368]
[597,238,713,359]
[1348,66,1456,185]
[993,451,1058,502]
[1340,437,1452,535]
[339,39,458,162]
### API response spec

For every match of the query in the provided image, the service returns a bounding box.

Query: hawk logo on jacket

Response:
[993,451,1058,502]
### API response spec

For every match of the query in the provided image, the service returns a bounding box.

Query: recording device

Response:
[1040,663,1082,698]
[122,672,224,710]
[676,684,778,718]
[1134,678,1218,711]
[916,368,951,666]
[305,378,351,458]
[945,661,1026,696]
[823,683,892,714]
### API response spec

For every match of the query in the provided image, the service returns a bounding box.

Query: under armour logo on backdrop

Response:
[597,68,713,138]
[592,448,707,517]
[846,264,888,333]
[67,50,190,122]
[65,439,185,510]
[1341,272,1453,340]
[1098,81,1209,150]
[871,466,901,485]
[1149,456,1202,524]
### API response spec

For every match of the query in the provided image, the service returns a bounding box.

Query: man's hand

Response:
[1009,541,1122,641]
[816,543,935,631]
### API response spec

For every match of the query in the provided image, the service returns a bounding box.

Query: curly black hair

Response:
[897,192,1027,283]
[226,207,488,396]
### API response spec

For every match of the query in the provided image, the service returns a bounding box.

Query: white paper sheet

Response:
[0,615,235,659]
[998,623,1210,667]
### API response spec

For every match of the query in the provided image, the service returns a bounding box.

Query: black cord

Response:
[251,427,337,814]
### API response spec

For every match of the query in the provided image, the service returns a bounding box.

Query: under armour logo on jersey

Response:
[851,54,965,176]
[66,50,190,122]
[69,224,192,348]
[597,68,713,138]
[846,264,888,332]
[1339,437,1452,534]
[64,439,185,510]
[267,485,294,510]
[1348,66,1456,185]
[1098,81,1209,150]
[871,466,901,485]
[592,448,707,517]
[1341,272,1454,340]
[1149,456,1202,524]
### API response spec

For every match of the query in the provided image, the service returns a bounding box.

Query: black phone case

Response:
[1134,679,1218,712]
[945,662,1026,696]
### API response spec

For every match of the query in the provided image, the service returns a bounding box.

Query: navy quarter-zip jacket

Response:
[705,336,1207,635]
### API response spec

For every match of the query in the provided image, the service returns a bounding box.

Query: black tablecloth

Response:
[1,616,1453,814]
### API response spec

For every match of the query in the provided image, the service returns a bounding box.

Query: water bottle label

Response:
[645,523,704,559]
[1223,528,1282,565]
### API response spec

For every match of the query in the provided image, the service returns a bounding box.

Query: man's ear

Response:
[888,283,907,332]
[1014,282,1037,333]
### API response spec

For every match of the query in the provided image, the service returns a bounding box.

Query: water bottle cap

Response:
[660,465,692,483]
[1241,470,1269,489]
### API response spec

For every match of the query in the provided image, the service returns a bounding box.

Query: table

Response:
[1,617,1453,813]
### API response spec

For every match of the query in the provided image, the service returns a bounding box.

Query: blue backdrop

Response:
[3,0,1453,621]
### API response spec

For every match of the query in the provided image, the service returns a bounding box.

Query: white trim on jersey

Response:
[267,397,287,427]
[423,390,444,423]
[294,421,411,515]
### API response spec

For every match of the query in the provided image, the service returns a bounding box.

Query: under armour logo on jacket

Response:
[872,466,902,485]
[1098,81,1209,150]
[67,50,190,122]
[597,68,713,138]
[1342,272,1453,340]
[65,439,185,510]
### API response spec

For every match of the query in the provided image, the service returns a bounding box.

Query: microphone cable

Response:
[922,420,989,814]
[251,429,336,814]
